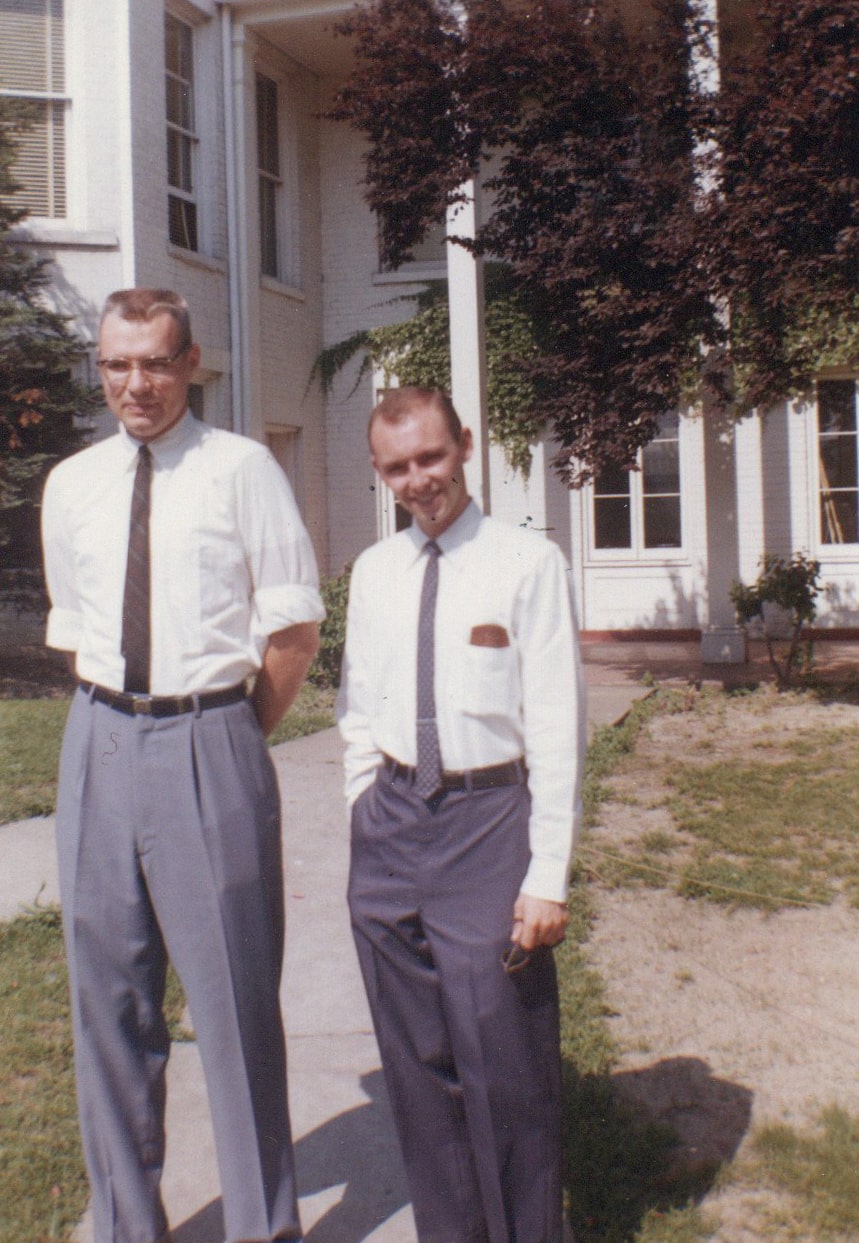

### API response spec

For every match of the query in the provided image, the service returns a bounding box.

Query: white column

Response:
[221,5,245,435]
[446,183,490,512]
[688,0,721,197]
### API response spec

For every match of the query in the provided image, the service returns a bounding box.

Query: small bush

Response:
[730,552,821,688]
[307,564,352,689]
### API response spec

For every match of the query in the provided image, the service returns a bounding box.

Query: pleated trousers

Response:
[348,770,564,1243]
[55,687,301,1243]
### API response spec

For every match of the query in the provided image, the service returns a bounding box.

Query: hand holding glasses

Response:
[501,944,532,975]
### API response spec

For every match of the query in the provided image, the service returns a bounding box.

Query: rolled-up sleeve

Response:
[237,451,325,638]
[42,466,83,653]
[515,545,587,903]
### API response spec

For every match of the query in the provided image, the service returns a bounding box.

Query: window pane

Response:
[168,194,197,250]
[642,439,679,495]
[165,13,192,82]
[165,12,196,250]
[820,435,858,491]
[6,100,66,216]
[656,409,680,437]
[820,491,859,544]
[644,496,682,548]
[167,129,192,192]
[256,75,279,177]
[818,380,856,434]
[593,463,631,496]
[594,497,631,548]
[259,178,278,277]
[166,76,193,131]
[0,0,55,91]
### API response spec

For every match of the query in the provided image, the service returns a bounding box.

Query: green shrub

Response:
[308,564,352,688]
[730,552,821,688]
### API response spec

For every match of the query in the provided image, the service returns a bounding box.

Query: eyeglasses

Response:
[96,346,190,380]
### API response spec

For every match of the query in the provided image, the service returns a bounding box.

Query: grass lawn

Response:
[6,682,859,1242]
[0,685,336,827]
[0,699,69,824]
[0,683,335,1242]
[0,908,88,1243]
[562,683,859,1243]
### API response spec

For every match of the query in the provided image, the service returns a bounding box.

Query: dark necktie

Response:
[121,445,152,693]
[415,540,443,800]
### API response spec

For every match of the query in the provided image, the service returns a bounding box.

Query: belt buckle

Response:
[129,695,153,716]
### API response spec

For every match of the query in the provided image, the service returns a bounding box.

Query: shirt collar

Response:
[118,411,196,470]
[404,500,483,570]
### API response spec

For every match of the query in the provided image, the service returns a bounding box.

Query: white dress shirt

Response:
[337,501,586,902]
[42,414,324,695]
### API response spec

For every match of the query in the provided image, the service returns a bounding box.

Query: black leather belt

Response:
[381,753,527,791]
[79,681,247,718]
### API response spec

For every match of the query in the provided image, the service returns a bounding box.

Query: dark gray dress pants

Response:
[348,770,564,1243]
[55,688,301,1243]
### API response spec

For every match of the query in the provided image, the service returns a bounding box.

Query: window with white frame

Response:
[817,378,859,545]
[0,0,66,219]
[165,11,197,251]
[256,73,281,279]
[591,411,683,554]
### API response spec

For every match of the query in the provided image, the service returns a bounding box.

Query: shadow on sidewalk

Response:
[172,1071,409,1243]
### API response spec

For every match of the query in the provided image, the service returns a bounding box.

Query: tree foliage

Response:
[0,100,96,566]
[329,0,859,481]
[713,1,859,410]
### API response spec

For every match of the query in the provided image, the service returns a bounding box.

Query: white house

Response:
[3,0,859,641]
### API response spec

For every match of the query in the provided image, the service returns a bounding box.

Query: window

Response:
[0,0,66,218]
[165,12,197,251]
[188,383,205,421]
[591,412,683,554]
[256,74,280,279]
[818,379,859,545]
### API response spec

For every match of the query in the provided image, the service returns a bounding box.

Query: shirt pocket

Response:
[453,641,521,720]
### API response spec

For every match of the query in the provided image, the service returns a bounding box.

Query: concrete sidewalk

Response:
[0,669,683,1243]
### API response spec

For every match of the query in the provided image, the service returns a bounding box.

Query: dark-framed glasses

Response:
[96,346,190,380]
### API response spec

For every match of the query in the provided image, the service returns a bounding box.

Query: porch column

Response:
[446,183,490,511]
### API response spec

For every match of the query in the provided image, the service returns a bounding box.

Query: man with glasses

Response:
[41,288,323,1243]
[337,387,586,1243]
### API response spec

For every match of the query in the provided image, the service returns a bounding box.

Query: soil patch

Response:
[586,692,859,1238]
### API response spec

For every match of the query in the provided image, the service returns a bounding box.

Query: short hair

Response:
[368,386,463,443]
[100,288,193,352]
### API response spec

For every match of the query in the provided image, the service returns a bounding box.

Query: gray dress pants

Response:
[55,688,301,1243]
[348,770,564,1243]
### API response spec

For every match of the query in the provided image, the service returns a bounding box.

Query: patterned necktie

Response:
[121,445,152,693]
[415,540,443,800]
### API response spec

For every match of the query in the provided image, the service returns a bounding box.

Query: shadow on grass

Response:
[564,1056,753,1243]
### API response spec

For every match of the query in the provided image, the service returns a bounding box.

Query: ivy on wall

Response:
[311,267,547,476]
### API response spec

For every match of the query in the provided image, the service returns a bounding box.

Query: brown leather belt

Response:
[381,753,527,791]
[79,681,247,718]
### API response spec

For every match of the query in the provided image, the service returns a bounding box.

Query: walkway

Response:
[2,637,856,1241]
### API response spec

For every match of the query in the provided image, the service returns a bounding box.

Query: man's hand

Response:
[511,892,569,952]
[252,622,320,737]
